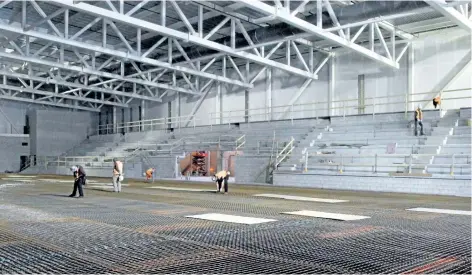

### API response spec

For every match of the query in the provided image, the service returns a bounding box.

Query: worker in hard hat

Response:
[215,170,230,194]
[414,105,424,136]
[145,167,155,182]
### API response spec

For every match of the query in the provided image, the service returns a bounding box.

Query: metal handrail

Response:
[235,134,246,150]
[275,137,295,168]
[95,88,471,135]
[300,153,470,175]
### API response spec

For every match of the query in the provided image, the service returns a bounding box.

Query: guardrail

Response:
[95,88,471,135]
[297,153,471,175]
[275,137,295,168]
[235,134,246,150]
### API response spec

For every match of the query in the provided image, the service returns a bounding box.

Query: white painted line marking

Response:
[255,194,348,203]
[10,179,34,182]
[147,186,213,192]
[186,213,277,224]
[2,178,34,181]
[407,208,471,216]
[89,186,114,189]
[5,175,37,178]
[89,184,129,187]
[282,210,370,221]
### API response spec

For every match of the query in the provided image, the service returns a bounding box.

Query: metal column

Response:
[266,68,272,121]
[112,106,117,134]
[328,54,335,117]
[407,43,414,114]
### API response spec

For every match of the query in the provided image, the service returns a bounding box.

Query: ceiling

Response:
[0,0,469,112]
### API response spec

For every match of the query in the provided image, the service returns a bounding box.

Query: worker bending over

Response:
[145,167,155,181]
[414,105,424,136]
[215,170,230,194]
[69,165,86,198]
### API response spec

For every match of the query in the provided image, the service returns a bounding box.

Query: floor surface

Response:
[0,174,470,274]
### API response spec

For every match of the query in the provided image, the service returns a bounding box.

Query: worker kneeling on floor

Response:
[215,170,230,194]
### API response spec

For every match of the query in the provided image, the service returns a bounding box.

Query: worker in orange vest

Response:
[433,96,441,109]
[145,168,155,181]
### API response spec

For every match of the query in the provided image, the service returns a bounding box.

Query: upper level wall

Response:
[168,28,470,127]
[412,28,471,110]
[29,109,96,156]
[94,28,471,131]
[0,134,29,172]
[0,101,29,134]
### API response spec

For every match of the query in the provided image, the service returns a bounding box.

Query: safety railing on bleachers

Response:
[235,134,246,150]
[296,153,471,175]
[95,88,471,136]
[275,137,295,168]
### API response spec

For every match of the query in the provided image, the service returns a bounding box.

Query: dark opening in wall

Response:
[21,142,28,146]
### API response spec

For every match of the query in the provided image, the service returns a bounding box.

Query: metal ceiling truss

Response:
[47,0,319,80]
[425,0,472,32]
[237,0,416,69]
[0,0,420,112]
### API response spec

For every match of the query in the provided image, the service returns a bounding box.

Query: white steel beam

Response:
[0,50,190,98]
[278,79,313,120]
[239,0,400,69]
[47,0,318,80]
[0,89,100,112]
[169,0,196,35]
[0,24,250,89]
[0,69,138,106]
[184,80,215,127]
[29,0,63,37]
[0,80,126,108]
[426,0,472,31]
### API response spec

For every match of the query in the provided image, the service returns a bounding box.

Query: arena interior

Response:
[0,0,471,274]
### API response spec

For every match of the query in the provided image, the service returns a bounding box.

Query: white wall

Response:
[94,27,471,129]
[170,28,469,125]
[412,28,471,111]
[333,44,408,116]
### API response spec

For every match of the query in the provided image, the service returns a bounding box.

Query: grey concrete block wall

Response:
[234,156,271,183]
[146,156,176,178]
[460,107,471,119]
[0,135,30,172]
[273,172,471,197]
[29,109,95,156]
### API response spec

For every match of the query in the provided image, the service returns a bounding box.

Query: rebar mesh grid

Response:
[0,180,470,274]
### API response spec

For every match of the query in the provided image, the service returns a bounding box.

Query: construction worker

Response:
[145,167,155,182]
[215,170,230,194]
[69,165,86,198]
[433,96,441,109]
[414,105,424,136]
[112,158,124,192]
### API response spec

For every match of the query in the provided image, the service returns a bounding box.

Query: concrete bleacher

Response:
[277,110,471,176]
[24,108,471,184]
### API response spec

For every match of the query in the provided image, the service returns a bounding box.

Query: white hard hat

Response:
[227,171,231,175]
[418,104,422,109]
[70,166,78,172]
